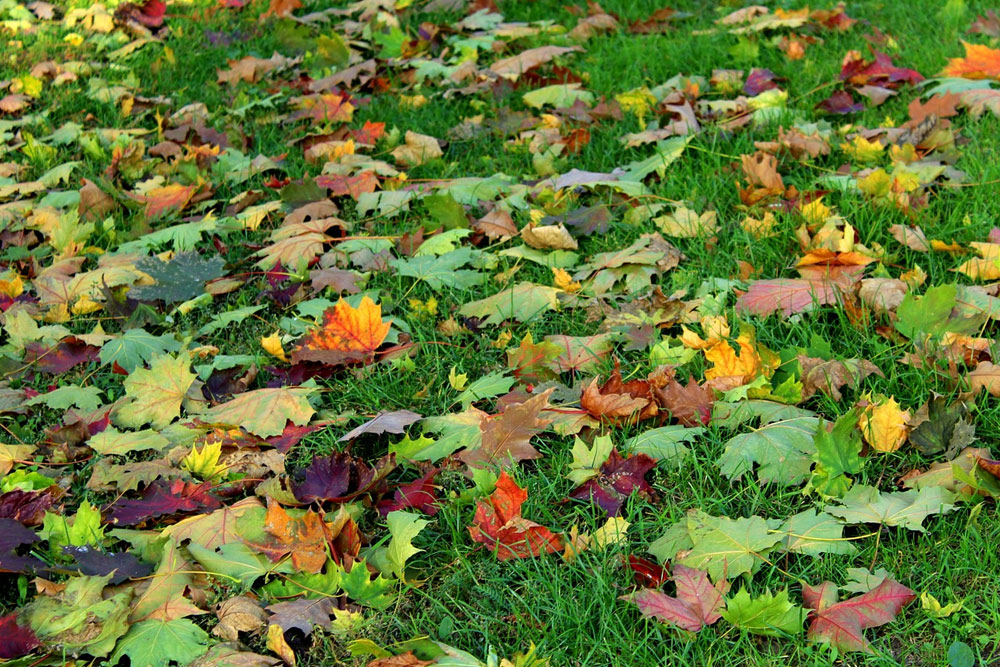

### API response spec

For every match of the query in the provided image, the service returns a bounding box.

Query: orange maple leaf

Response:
[941,42,1000,80]
[252,501,331,574]
[292,296,390,365]
[468,472,563,560]
[261,0,301,19]
[704,332,763,392]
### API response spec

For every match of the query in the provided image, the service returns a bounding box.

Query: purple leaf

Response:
[291,453,395,504]
[568,449,656,516]
[64,545,153,584]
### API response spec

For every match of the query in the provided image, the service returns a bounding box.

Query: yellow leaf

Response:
[591,517,629,550]
[293,296,390,364]
[800,198,832,225]
[182,440,226,480]
[113,355,197,430]
[741,212,776,239]
[839,135,884,164]
[261,332,287,362]
[615,86,656,121]
[858,395,910,453]
[920,591,963,618]
[0,273,23,298]
[266,624,296,666]
[551,267,581,293]
[561,523,590,563]
[704,332,762,388]
[448,366,468,391]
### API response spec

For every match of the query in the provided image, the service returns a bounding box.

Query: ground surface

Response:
[2,0,1000,666]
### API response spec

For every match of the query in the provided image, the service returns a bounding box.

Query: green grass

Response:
[4,0,1000,665]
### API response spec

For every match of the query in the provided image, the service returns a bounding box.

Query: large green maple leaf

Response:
[110,619,211,666]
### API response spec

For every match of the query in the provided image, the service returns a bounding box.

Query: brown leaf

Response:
[968,361,1000,396]
[580,367,658,424]
[739,151,785,205]
[252,501,332,574]
[489,46,583,80]
[78,179,115,221]
[391,131,443,167]
[213,595,268,641]
[798,356,883,401]
[458,389,554,469]
[654,374,713,427]
[474,209,518,240]
[367,653,433,667]
[858,278,907,314]
[889,224,930,251]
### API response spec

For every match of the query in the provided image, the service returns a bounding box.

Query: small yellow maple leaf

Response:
[0,273,24,298]
[71,295,102,316]
[858,394,910,453]
[591,517,630,550]
[551,267,581,293]
[920,591,963,618]
[614,87,655,121]
[800,198,832,226]
[261,332,287,362]
[182,440,226,480]
[448,366,469,391]
[492,329,513,349]
[561,524,590,563]
[741,212,776,239]
[704,332,763,388]
[840,135,884,164]
[400,94,428,109]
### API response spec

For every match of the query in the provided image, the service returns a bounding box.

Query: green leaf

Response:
[339,559,397,609]
[808,413,863,498]
[721,588,806,636]
[423,192,469,230]
[24,384,103,411]
[824,485,958,532]
[88,427,170,456]
[456,370,516,409]
[499,245,580,268]
[948,641,976,667]
[894,283,957,339]
[711,400,816,429]
[657,511,783,580]
[624,426,703,465]
[264,565,343,599]
[24,574,131,657]
[718,417,819,486]
[567,433,615,484]
[99,329,183,373]
[130,252,226,304]
[458,282,561,325]
[110,619,211,667]
[414,229,474,256]
[383,511,430,580]
[391,248,484,291]
[773,509,856,557]
[198,305,265,337]
[113,354,196,430]
[413,411,483,461]
[621,136,691,181]
[187,541,293,589]
[40,501,105,556]
[522,83,594,109]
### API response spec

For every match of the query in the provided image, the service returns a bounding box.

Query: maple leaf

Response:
[196,387,316,438]
[654,373,713,427]
[0,487,60,525]
[942,42,1000,80]
[804,578,915,653]
[376,469,441,516]
[858,395,910,453]
[457,389,553,469]
[468,472,562,560]
[261,0,302,20]
[64,546,152,584]
[291,452,395,504]
[251,501,336,574]
[107,479,221,526]
[0,518,46,573]
[23,574,131,657]
[489,45,583,80]
[130,252,225,304]
[798,356,882,401]
[0,613,41,659]
[292,296,390,365]
[581,368,657,425]
[622,565,729,632]
[721,588,805,636]
[112,354,196,430]
[568,448,656,516]
[736,278,842,316]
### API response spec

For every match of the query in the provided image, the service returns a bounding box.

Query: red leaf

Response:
[23,338,100,374]
[735,278,842,316]
[0,614,40,660]
[840,51,924,88]
[0,487,61,526]
[376,469,441,516]
[468,472,562,560]
[805,578,915,653]
[816,90,864,114]
[625,555,670,587]
[623,565,728,632]
[107,480,221,527]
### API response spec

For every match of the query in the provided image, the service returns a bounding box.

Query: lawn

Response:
[2,0,1000,665]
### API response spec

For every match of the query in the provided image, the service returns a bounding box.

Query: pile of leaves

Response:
[1,0,1000,664]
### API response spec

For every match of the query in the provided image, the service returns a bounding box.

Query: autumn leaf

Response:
[568,448,656,516]
[196,387,316,438]
[291,452,395,504]
[0,614,41,659]
[468,472,562,560]
[858,395,910,453]
[292,296,390,365]
[622,565,729,632]
[457,389,553,469]
[941,42,1000,80]
[112,354,196,430]
[804,578,915,653]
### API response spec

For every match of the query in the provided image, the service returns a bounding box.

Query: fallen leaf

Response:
[804,578,915,653]
[623,565,729,632]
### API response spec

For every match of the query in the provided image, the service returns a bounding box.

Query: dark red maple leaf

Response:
[816,90,864,114]
[377,469,440,516]
[0,518,46,574]
[23,337,99,374]
[0,488,61,526]
[0,614,41,660]
[468,472,562,560]
[839,50,923,87]
[266,423,323,453]
[625,555,670,587]
[568,448,656,516]
[106,480,221,526]
[744,68,780,95]
[291,452,395,504]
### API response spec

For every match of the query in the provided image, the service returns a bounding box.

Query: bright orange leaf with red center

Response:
[468,472,563,560]
[941,42,1000,80]
[292,296,390,365]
